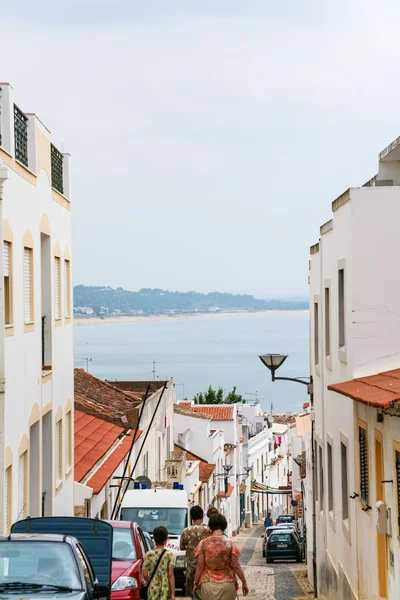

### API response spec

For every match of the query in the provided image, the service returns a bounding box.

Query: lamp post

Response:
[213,463,233,494]
[259,353,317,598]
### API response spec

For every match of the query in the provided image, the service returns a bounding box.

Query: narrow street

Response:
[184,525,313,600]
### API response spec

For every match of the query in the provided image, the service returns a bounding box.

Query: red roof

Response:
[328,368,400,409]
[174,443,215,482]
[302,402,310,410]
[190,405,234,421]
[86,435,135,495]
[75,409,142,485]
[218,484,234,498]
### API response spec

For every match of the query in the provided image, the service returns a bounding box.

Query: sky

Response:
[2,1,400,297]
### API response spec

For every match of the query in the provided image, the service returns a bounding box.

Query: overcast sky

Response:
[2,1,400,297]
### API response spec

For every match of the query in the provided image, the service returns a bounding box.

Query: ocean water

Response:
[74,311,309,414]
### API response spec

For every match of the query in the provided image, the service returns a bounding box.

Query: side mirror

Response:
[91,583,111,599]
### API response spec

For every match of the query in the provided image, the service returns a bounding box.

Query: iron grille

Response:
[359,427,369,503]
[396,451,400,533]
[14,104,28,166]
[51,144,64,194]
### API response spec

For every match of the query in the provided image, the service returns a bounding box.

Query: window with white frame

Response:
[4,466,12,533]
[324,287,330,357]
[327,442,333,512]
[18,452,27,519]
[338,268,345,348]
[55,419,63,485]
[23,247,33,324]
[4,242,12,325]
[54,257,61,319]
[66,411,72,471]
[341,442,349,520]
[64,259,71,317]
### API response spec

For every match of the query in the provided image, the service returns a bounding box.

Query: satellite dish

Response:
[267,416,274,424]
[135,476,152,489]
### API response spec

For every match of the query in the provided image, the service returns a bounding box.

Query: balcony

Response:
[51,144,64,194]
[14,104,28,167]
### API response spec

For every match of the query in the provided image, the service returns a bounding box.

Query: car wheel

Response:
[266,558,273,564]
[262,548,265,557]
[296,555,302,563]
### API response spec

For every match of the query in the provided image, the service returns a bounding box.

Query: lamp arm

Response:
[273,375,310,386]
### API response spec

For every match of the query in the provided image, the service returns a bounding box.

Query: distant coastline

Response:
[74,309,309,327]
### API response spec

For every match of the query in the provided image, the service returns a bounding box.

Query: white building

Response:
[0,83,74,531]
[309,135,400,599]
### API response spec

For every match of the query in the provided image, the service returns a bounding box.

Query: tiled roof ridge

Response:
[174,442,207,463]
[328,368,400,408]
[173,404,210,419]
[75,368,142,403]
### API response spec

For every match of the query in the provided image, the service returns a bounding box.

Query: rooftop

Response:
[217,484,234,498]
[328,368,400,409]
[111,380,167,402]
[174,443,215,482]
[177,403,234,421]
[74,368,139,427]
[173,404,210,420]
[74,410,141,484]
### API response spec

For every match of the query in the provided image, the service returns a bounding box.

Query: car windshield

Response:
[121,508,187,535]
[278,516,294,522]
[0,542,81,590]
[112,529,137,561]
[270,533,292,543]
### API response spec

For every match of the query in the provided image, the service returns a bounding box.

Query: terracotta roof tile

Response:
[328,368,400,408]
[217,484,234,498]
[184,404,234,421]
[239,483,247,494]
[86,434,140,495]
[174,443,215,483]
[74,369,139,427]
[173,405,210,419]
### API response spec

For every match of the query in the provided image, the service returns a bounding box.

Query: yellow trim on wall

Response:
[0,148,36,186]
[3,219,13,243]
[53,242,61,258]
[36,127,51,182]
[40,214,51,236]
[23,229,34,249]
[29,403,40,426]
[55,406,63,423]
[52,189,71,211]
[42,371,52,383]
[24,323,35,334]
[42,400,53,415]
[5,446,13,469]
[5,326,14,337]
[65,398,72,412]
[18,433,29,456]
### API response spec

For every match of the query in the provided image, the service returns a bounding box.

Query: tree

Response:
[224,386,245,404]
[193,385,244,404]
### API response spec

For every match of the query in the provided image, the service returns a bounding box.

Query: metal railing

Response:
[51,144,64,194]
[14,104,28,166]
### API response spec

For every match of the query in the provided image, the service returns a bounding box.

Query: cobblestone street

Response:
[184,525,313,600]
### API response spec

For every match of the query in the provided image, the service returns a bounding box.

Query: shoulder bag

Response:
[140,549,167,600]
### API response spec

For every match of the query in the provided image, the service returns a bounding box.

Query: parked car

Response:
[266,531,302,563]
[276,514,296,525]
[10,517,114,599]
[261,527,293,557]
[107,520,150,599]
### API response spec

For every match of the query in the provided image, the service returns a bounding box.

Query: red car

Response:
[107,520,153,599]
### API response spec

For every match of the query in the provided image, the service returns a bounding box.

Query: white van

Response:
[120,487,189,593]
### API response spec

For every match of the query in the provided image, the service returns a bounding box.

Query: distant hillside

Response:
[73,286,308,316]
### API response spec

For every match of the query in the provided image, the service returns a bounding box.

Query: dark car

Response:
[266,531,302,563]
[261,527,293,557]
[276,514,296,525]
[0,533,110,599]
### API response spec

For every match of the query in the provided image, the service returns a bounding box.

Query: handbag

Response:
[140,549,167,600]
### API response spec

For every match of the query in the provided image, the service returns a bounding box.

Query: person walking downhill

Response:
[180,505,209,599]
[264,512,273,528]
[193,513,249,600]
[143,526,175,600]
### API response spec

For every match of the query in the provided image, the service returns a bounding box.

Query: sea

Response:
[74,311,309,414]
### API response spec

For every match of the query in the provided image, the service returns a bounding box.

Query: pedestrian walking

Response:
[143,526,175,600]
[193,513,249,600]
[264,512,273,528]
[180,505,209,598]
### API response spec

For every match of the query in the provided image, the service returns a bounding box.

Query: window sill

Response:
[24,322,35,333]
[52,188,71,210]
[315,364,321,377]
[325,355,332,371]
[65,316,72,325]
[66,467,73,480]
[55,480,63,496]
[42,371,52,383]
[5,325,14,337]
[342,518,350,544]
[55,318,62,328]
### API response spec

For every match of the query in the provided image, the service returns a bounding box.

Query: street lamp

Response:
[258,353,317,598]
[236,465,252,480]
[213,464,233,494]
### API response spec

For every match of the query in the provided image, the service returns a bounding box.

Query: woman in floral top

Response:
[194,514,249,600]
[143,526,175,600]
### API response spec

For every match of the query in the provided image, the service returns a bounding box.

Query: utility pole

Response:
[85,357,92,373]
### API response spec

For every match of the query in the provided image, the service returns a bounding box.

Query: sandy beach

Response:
[73,309,308,327]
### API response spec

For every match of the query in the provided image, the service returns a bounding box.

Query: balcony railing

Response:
[51,144,64,194]
[14,104,28,166]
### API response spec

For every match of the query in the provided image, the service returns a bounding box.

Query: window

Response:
[51,145,64,195]
[55,419,63,485]
[338,269,345,347]
[319,445,324,509]
[341,442,349,520]
[325,287,330,356]
[66,411,72,471]
[3,242,12,325]
[4,466,12,533]
[64,260,71,317]
[143,451,149,477]
[18,452,27,519]
[23,247,33,324]
[54,257,61,319]
[359,425,369,503]
[396,450,400,535]
[14,104,28,167]
[327,442,333,512]
[314,302,319,365]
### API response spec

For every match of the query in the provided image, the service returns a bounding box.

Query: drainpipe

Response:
[0,161,9,535]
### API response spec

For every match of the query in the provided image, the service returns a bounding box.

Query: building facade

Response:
[0,83,74,532]
[309,136,400,599]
